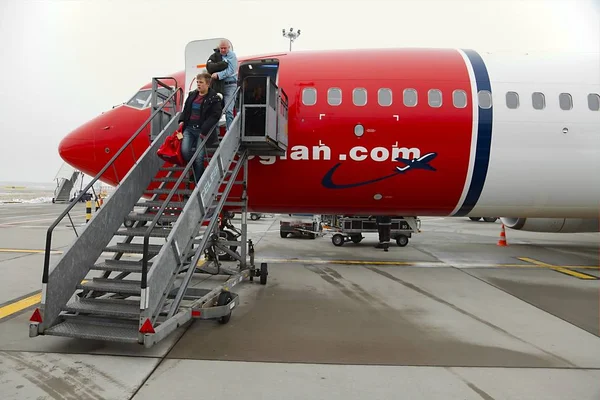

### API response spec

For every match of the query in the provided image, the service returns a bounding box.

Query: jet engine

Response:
[500,218,599,233]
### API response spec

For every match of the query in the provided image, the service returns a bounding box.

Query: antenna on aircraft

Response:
[282,27,301,51]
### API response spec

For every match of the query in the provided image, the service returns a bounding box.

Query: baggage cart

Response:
[330,216,420,247]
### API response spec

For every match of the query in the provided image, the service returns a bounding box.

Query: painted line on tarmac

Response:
[0,213,87,226]
[0,249,63,255]
[0,293,41,320]
[0,280,89,321]
[255,258,599,270]
[519,257,599,280]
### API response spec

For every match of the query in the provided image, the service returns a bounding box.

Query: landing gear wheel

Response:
[332,234,344,246]
[124,219,134,228]
[260,262,268,285]
[483,217,498,223]
[217,230,237,261]
[216,291,233,324]
[396,235,409,247]
[351,235,363,244]
[280,231,287,238]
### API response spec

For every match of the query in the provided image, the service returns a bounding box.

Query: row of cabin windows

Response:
[301,88,600,111]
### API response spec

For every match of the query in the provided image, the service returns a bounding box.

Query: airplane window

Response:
[302,88,317,106]
[532,92,545,110]
[588,93,600,111]
[506,92,519,109]
[378,88,392,106]
[452,90,467,108]
[559,93,573,110]
[403,89,417,107]
[126,90,152,109]
[328,88,342,106]
[353,88,367,106]
[428,89,442,108]
[477,90,492,109]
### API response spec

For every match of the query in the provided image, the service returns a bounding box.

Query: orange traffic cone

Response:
[497,224,508,247]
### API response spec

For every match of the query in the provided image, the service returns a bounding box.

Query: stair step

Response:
[114,227,171,238]
[146,188,192,195]
[221,180,244,185]
[160,166,185,172]
[104,243,163,255]
[135,201,186,208]
[77,278,142,295]
[91,259,151,273]
[127,212,179,223]
[44,320,139,343]
[154,177,185,183]
[225,201,245,207]
[64,298,140,318]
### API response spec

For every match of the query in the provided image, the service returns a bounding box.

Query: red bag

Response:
[157,131,185,166]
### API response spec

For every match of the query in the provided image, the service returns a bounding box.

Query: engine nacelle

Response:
[500,218,599,233]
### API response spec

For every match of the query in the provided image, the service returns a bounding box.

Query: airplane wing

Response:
[419,163,437,171]
[418,153,437,162]
[395,165,411,172]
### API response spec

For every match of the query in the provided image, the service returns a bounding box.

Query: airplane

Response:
[57,41,600,234]
[395,153,437,172]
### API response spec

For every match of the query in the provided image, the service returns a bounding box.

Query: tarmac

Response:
[0,202,599,399]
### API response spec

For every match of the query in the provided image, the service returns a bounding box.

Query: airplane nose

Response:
[58,121,97,176]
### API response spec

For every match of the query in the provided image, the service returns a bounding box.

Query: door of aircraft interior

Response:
[184,38,234,94]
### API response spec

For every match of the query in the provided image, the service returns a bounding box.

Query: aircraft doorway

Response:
[238,60,280,138]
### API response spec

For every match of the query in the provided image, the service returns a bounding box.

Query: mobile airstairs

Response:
[29,56,288,347]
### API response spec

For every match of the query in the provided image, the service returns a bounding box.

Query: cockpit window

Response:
[126,90,152,109]
[125,87,173,109]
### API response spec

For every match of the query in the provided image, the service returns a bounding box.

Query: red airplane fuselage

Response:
[58,47,600,221]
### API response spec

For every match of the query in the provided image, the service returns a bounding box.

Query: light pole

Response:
[282,27,301,51]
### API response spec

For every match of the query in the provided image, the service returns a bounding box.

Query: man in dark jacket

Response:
[178,72,223,184]
[375,215,392,251]
[205,48,228,98]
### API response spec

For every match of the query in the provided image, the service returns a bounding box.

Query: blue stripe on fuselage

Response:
[453,49,493,216]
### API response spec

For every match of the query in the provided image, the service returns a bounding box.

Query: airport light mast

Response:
[282,27,301,51]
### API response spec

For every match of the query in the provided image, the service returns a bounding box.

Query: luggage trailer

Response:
[330,216,421,247]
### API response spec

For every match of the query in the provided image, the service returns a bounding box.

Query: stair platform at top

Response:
[239,75,288,156]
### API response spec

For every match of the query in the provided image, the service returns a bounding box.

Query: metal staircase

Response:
[29,71,289,348]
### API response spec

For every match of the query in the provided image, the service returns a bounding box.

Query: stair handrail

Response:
[141,85,241,298]
[42,78,183,286]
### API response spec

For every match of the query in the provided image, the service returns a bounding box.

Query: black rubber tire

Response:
[483,217,498,223]
[396,235,409,247]
[351,235,362,244]
[216,291,233,324]
[332,234,344,246]
[260,262,268,285]
[469,217,481,221]
[218,230,237,261]
[124,219,134,228]
[280,231,287,238]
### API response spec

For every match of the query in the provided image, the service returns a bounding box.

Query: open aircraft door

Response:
[184,38,234,94]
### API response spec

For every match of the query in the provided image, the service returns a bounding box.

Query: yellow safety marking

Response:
[254,257,599,270]
[0,249,63,254]
[0,280,89,321]
[0,293,41,320]
[519,257,598,280]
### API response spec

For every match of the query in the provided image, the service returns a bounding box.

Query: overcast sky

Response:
[0,0,598,183]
